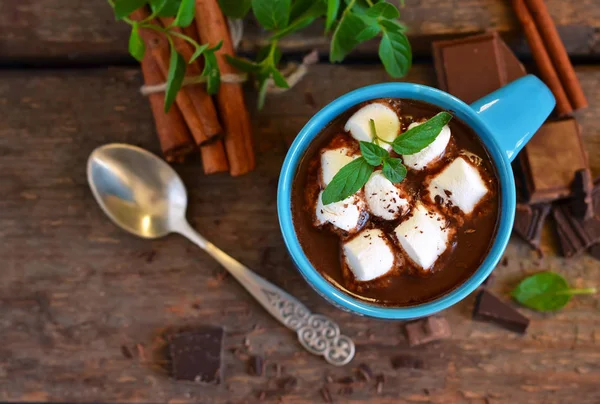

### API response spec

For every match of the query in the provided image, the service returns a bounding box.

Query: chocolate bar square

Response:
[520,119,589,203]
[169,327,224,383]
[432,32,507,103]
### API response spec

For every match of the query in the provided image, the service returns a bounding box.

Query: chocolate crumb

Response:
[337,376,354,384]
[391,355,425,369]
[248,355,264,376]
[376,374,385,394]
[501,257,509,266]
[444,190,453,197]
[279,376,298,391]
[121,345,133,359]
[357,363,373,381]
[320,386,333,403]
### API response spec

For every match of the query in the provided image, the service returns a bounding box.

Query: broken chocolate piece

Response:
[552,203,600,257]
[520,119,589,203]
[405,316,451,346]
[473,290,529,334]
[513,203,551,250]
[320,386,333,403]
[433,33,507,103]
[169,327,224,383]
[569,169,595,220]
[357,363,373,381]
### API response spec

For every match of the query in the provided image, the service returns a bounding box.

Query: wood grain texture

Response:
[0,65,599,403]
[0,0,598,63]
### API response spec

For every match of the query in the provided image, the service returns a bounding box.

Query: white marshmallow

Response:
[394,203,450,270]
[364,170,409,220]
[427,157,488,214]
[320,147,356,186]
[315,191,367,233]
[343,228,395,281]
[344,103,400,151]
[402,122,451,170]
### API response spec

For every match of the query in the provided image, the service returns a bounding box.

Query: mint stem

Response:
[561,287,597,296]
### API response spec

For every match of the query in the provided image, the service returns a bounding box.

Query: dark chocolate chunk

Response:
[473,290,529,334]
[391,355,425,369]
[513,203,551,250]
[520,119,589,203]
[552,203,600,257]
[248,355,264,377]
[569,169,595,220]
[405,316,451,346]
[432,32,507,103]
[169,327,224,383]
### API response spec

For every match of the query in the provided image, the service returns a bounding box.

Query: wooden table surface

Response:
[1,1,599,403]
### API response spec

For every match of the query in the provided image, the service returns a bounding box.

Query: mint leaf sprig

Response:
[511,271,596,312]
[322,112,452,205]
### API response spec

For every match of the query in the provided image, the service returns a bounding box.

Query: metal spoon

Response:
[87,144,355,366]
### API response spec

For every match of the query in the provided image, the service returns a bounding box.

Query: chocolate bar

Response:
[513,203,551,249]
[169,327,224,383]
[520,119,589,203]
[473,290,529,334]
[404,316,451,346]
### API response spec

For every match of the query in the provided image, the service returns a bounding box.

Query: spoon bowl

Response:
[87,144,187,239]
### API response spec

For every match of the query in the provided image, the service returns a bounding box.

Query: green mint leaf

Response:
[150,0,180,17]
[392,111,452,155]
[272,1,326,39]
[322,157,374,205]
[326,0,340,33]
[379,27,411,78]
[511,271,596,312]
[257,77,269,110]
[113,0,147,19]
[189,43,209,64]
[355,24,381,42]
[164,49,186,112]
[172,0,195,27]
[379,18,407,33]
[251,0,291,31]
[290,0,314,19]
[330,12,368,62]
[209,40,223,52]
[128,25,146,62]
[218,0,252,19]
[270,67,289,89]
[202,50,220,95]
[360,141,388,166]
[225,55,262,73]
[382,158,407,183]
[365,2,400,19]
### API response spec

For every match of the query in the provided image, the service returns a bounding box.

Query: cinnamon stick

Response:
[131,9,216,145]
[524,0,588,110]
[195,0,255,176]
[200,140,229,174]
[510,0,572,116]
[158,16,223,139]
[140,53,196,163]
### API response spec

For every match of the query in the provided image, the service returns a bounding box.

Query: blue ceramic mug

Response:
[277,75,555,319]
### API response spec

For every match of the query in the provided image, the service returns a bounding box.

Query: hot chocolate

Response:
[291,99,500,307]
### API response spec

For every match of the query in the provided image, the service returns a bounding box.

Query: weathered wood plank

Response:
[0,64,599,402]
[0,0,598,63]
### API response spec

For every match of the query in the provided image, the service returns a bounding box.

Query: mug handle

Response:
[470,75,556,162]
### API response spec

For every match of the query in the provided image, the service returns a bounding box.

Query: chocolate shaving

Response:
[357,363,373,381]
[121,345,133,359]
[320,386,333,403]
[248,355,264,377]
[391,355,425,369]
[473,290,529,334]
[552,203,600,257]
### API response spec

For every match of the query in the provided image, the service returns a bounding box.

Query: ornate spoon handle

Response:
[176,222,356,366]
